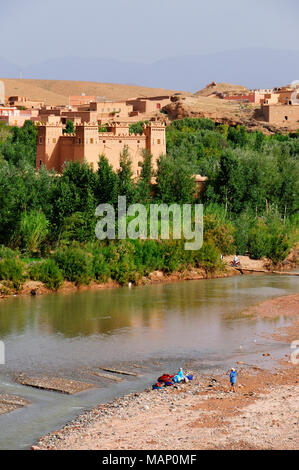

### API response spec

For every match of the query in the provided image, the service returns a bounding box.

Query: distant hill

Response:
[0,78,178,106]
[196,83,249,97]
[0,48,298,91]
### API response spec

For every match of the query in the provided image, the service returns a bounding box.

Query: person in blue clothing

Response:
[230,368,237,392]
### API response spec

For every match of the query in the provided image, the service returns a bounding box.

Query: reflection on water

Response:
[0,273,298,374]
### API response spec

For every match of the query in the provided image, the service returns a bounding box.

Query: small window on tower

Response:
[157,139,161,144]
[53,138,56,143]
[39,137,43,144]
[90,138,94,144]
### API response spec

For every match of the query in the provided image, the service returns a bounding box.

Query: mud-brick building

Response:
[261,103,299,125]
[36,121,166,175]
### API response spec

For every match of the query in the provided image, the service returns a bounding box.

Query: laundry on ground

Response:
[152,368,193,390]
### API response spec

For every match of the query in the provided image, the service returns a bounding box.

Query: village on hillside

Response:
[0,79,298,175]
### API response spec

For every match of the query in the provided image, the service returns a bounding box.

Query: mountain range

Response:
[1,48,298,92]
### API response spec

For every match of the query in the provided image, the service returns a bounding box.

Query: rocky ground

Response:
[163,92,299,134]
[34,366,298,450]
[33,293,299,451]
[0,394,31,415]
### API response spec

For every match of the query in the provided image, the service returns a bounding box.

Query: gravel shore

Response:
[34,366,298,450]
[33,293,299,451]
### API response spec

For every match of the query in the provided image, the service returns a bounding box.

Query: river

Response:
[0,272,298,449]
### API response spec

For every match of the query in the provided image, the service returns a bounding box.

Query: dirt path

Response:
[33,293,299,451]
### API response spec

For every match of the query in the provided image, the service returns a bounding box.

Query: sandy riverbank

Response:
[33,293,299,451]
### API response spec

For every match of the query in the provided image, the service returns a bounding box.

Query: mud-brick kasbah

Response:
[1,79,299,176]
[36,120,166,175]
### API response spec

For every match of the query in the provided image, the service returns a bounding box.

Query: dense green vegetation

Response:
[0,118,298,292]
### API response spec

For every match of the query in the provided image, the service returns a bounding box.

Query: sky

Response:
[2,0,299,66]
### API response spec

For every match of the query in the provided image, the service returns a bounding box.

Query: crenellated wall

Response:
[36,121,166,175]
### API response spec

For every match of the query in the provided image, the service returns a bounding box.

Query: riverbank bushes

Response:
[0,117,298,278]
[0,249,24,291]
[28,259,63,291]
[0,239,225,291]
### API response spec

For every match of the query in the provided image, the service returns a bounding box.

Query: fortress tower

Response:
[73,122,99,167]
[143,121,166,170]
[36,123,63,172]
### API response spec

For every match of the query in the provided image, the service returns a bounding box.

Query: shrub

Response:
[112,253,138,285]
[106,241,139,285]
[160,240,185,273]
[131,239,164,275]
[247,222,271,259]
[193,240,221,273]
[0,256,24,290]
[27,261,42,280]
[91,251,111,282]
[0,245,16,259]
[232,209,256,255]
[267,233,291,265]
[204,212,235,255]
[52,246,93,286]
[19,210,49,254]
[31,259,64,290]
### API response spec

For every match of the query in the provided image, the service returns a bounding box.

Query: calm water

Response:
[0,273,298,449]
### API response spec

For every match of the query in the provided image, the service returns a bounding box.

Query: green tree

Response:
[0,122,11,143]
[129,121,149,135]
[0,120,37,166]
[50,161,98,241]
[136,149,153,203]
[215,150,245,213]
[63,119,75,134]
[254,131,265,151]
[117,146,136,203]
[156,155,196,204]
[96,155,118,205]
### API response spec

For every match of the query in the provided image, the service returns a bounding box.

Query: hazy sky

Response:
[2,0,299,65]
